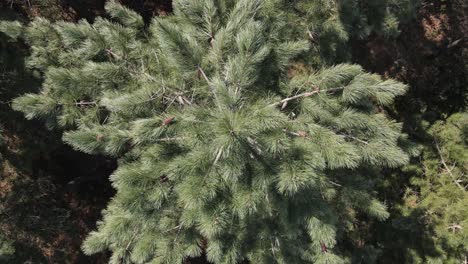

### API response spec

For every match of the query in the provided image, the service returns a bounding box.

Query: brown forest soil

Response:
[353,0,467,125]
[0,74,116,262]
[0,0,466,263]
[2,0,172,22]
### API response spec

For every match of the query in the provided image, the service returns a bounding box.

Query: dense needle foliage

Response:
[1,0,452,263]
[277,0,417,66]
[399,113,467,263]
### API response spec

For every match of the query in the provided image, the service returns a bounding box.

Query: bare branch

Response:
[340,134,369,145]
[447,224,463,233]
[155,137,185,142]
[269,86,344,107]
[435,141,465,191]
[198,66,210,83]
[214,146,223,164]
[162,225,182,233]
[74,101,97,106]
[174,224,183,244]
[106,48,122,60]
[270,90,320,107]
[198,65,222,109]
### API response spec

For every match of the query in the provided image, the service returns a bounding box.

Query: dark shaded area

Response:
[352,1,466,123]
[350,0,467,262]
[0,5,116,264]
[2,0,172,22]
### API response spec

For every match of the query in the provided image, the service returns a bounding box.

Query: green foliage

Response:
[282,0,417,66]
[4,0,65,21]
[2,1,413,263]
[0,233,15,262]
[105,0,144,29]
[0,20,22,40]
[403,113,467,263]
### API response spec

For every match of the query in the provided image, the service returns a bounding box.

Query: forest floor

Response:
[354,0,466,123]
[0,0,466,263]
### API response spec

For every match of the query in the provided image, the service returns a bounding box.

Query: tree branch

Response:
[270,90,320,107]
[198,65,222,109]
[340,134,369,145]
[155,137,186,142]
[74,101,97,106]
[269,86,344,107]
[285,125,369,145]
[435,141,465,191]
[198,66,210,83]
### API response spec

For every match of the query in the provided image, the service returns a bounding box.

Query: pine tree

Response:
[1,1,415,263]
[0,233,15,262]
[401,113,467,263]
[282,0,417,66]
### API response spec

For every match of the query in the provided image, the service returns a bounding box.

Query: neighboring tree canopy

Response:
[278,0,417,66]
[0,233,15,262]
[402,113,467,263]
[1,0,419,263]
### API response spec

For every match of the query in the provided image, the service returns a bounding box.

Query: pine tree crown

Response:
[1,0,415,263]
